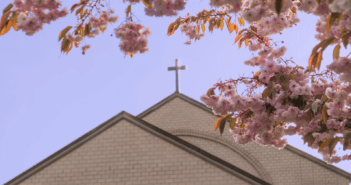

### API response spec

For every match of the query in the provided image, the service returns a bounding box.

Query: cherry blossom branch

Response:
[77,0,100,29]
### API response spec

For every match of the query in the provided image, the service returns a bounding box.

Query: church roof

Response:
[137,91,351,180]
[5,111,270,185]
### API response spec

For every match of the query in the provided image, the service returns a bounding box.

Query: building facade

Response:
[5,92,351,185]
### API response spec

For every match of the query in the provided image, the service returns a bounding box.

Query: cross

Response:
[168,59,186,93]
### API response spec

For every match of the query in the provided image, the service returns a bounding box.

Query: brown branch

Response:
[77,0,100,29]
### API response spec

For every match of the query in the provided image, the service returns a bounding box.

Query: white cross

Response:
[168,59,186,93]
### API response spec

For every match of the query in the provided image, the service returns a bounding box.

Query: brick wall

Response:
[18,120,250,185]
[142,97,350,185]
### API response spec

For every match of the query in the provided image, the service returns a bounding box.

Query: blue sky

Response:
[0,0,350,183]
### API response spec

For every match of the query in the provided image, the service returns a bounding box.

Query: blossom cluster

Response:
[66,33,83,43]
[200,0,351,164]
[89,13,118,28]
[210,0,242,13]
[297,0,351,44]
[180,24,204,42]
[243,46,287,67]
[200,90,288,149]
[144,0,186,17]
[201,42,351,163]
[13,0,68,36]
[315,15,342,41]
[328,0,351,13]
[85,13,118,39]
[115,22,151,54]
[81,44,91,54]
[255,13,300,37]
[326,57,351,84]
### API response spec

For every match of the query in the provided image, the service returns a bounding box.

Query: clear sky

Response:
[0,0,350,184]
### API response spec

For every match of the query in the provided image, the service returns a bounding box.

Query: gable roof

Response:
[5,111,270,185]
[137,91,351,180]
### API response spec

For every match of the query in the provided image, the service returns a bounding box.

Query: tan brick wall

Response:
[142,97,350,185]
[18,120,251,185]
[178,135,262,179]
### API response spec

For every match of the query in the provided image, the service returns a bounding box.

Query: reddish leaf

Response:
[315,50,323,71]
[206,87,215,97]
[229,118,236,130]
[3,3,13,14]
[308,52,319,70]
[319,137,333,152]
[333,44,340,60]
[328,137,341,156]
[167,22,175,36]
[234,34,242,44]
[126,5,131,17]
[141,0,153,8]
[275,0,284,17]
[0,11,11,30]
[214,117,224,132]
[58,26,72,42]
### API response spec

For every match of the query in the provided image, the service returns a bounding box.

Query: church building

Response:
[5,60,351,185]
[4,92,351,185]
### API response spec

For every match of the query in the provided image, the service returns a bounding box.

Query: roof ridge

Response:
[5,111,270,185]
